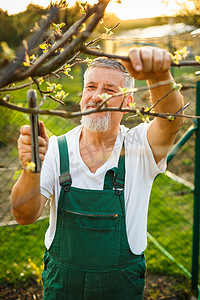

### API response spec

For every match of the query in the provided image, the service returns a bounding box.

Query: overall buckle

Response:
[113,176,124,196]
[59,173,72,192]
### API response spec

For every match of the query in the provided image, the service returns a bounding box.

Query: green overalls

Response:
[42,135,146,299]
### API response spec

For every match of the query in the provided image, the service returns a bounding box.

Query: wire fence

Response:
[0,45,199,296]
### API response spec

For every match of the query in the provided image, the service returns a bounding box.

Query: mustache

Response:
[83,101,106,111]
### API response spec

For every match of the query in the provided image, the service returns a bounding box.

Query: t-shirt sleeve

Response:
[40,135,58,199]
[125,122,167,179]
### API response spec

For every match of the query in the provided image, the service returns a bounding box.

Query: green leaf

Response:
[140,113,150,123]
[64,65,73,79]
[59,22,66,28]
[171,83,182,91]
[104,27,113,36]
[195,56,200,63]
[25,162,36,172]
[98,93,110,101]
[30,22,40,32]
[39,77,44,85]
[168,116,175,121]
[179,46,189,59]
[0,41,15,61]
[170,47,189,65]
[39,43,50,53]
[23,62,29,67]
[39,44,47,49]
[78,1,88,13]
[29,54,37,62]
[119,87,128,93]
[55,84,62,90]
[50,22,65,30]
[55,90,69,100]
[13,169,22,181]
[129,102,136,108]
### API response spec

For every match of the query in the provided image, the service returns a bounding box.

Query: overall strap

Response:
[104,167,117,190]
[57,135,72,192]
[114,144,125,195]
[114,129,130,193]
[103,143,125,194]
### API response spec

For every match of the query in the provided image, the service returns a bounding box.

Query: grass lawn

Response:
[0,218,48,286]
[146,173,193,278]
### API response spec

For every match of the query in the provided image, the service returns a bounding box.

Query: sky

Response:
[0,0,194,20]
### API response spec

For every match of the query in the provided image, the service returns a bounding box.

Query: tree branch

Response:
[0,1,111,88]
[22,0,110,78]
[82,47,200,67]
[0,5,59,88]
[0,96,195,121]
[20,5,97,78]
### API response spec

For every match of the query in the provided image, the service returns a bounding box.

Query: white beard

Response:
[81,111,111,132]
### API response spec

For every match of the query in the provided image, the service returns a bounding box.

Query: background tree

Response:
[163,0,200,27]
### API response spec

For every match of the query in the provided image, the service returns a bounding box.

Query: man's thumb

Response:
[39,121,49,142]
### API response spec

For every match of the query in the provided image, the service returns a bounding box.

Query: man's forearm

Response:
[11,170,43,225]
[147,71,184,132]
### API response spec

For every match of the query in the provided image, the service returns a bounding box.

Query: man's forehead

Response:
[86,80,118,87]
[85,67,124,85]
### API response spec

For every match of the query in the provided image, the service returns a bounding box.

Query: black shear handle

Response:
[27,89,41,173]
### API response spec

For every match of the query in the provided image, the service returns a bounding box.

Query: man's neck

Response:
[80,125,120,148]
[79,125,120,173]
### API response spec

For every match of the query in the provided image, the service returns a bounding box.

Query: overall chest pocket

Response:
[59,209,121,269]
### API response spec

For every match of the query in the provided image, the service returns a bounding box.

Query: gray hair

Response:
[84,57,134,91]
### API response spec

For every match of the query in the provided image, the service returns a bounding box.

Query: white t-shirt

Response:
[41,123,166,255]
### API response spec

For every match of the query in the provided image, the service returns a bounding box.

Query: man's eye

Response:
[105,88,115,93]
[87,85,96,89]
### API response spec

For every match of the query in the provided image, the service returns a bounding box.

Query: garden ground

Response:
[0,272,193,299]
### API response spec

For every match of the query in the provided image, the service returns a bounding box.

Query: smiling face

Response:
[80,67,131,132]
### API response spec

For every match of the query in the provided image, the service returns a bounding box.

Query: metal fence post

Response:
[191,74,200,294]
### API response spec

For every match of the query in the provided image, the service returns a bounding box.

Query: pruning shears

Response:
[27,89,41,173]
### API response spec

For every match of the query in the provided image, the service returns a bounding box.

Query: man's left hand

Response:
[122,46,172,82]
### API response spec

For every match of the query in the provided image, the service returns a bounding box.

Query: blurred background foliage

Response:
[0,0,199,50]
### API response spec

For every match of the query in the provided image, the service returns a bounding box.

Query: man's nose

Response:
[91,87,103,102]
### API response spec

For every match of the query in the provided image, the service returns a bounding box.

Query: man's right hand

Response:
[18,121,49,170]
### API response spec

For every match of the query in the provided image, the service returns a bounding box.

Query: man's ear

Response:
[125,94,133,109]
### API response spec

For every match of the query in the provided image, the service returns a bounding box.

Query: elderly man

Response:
[11,46,183,299]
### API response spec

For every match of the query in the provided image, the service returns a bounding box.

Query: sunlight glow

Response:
[0,0,195,19]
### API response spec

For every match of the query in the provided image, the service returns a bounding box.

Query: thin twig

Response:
[86,22,120,47]
[31,77,44,99]
[47,94,66,106]
[82,48,200,67]
[55,22,120,73]
[149,88,175,111]
[0,82,33,92]
[36,95,47,109]
[173,102,191,119]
